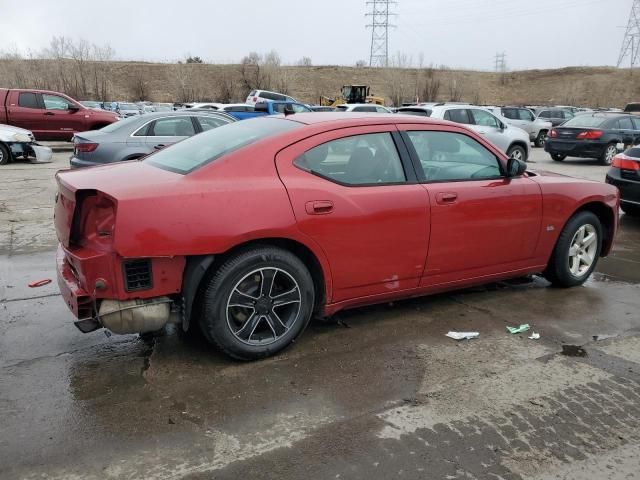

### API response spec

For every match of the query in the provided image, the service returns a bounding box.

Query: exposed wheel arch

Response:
[183,237,329,331]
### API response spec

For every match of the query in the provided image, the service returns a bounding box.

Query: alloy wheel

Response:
[604,145,617,165]
[510,148,524,161]
[226,267,302,346]
[568,224,598,278]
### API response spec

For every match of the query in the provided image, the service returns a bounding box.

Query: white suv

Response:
[246,90,298,105]
[486,106,552,148]
[425,104,530,161]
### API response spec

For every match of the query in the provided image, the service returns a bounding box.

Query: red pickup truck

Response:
[0,88,119,140]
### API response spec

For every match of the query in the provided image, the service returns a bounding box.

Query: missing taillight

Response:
[70,190,116,249]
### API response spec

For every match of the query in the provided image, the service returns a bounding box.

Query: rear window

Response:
[399,109,432,117]
[625,147,640,158]
[99,115,140,133]
[561,116,608,128]
[145,117,301,174]
[624,103,640,113]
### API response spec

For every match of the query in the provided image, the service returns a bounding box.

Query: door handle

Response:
[44,112,54,116]
[436,192,458,205]
[154,144,166,150]
[305,200,334,215]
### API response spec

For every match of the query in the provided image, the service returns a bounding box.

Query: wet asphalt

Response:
[1,150,640,479]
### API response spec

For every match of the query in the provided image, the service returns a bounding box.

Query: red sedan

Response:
[55,113,619,360]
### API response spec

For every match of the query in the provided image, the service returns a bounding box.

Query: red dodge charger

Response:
[55,113,619,360]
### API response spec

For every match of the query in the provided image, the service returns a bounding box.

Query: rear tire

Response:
[507,145,527,162]
[551,153,566,162]
[534,131,547,148]
[600,143,618,166]
[0,143,10,165]
[621,204,640,217]
[544,211,602,288]
[199,247,315,360]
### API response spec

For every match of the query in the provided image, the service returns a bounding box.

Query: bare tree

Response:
[448,77,464,102]
[386,51,412,106]
[69,38,91,98]
[130,70,149,101]
[92,44,115,101]
[296,56,312,67]
[355,60,367,68]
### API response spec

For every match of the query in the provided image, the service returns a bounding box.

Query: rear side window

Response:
[145,117,301,174]
[617,117,634,129]
[18,92,40,109]
[406,130,502,182]
[470,109,500,128]
[518,109,535,121]
[444,109,472,124]
[260,91,285,101]
[294,132,406,185]
[538,111,551,118]
[149,117,195,136]
[632,117,640,130]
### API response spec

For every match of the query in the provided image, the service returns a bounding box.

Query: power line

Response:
[617,0,640,68]
[366,0,396,67]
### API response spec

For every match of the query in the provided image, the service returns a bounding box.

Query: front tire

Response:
[551,153,567,162]
[507,145,527,162]
[200,247,315,360]
[0,143,10,165]
[600,143,618,166]
[544,211,602,288]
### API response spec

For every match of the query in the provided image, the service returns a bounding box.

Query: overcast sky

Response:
[0,0,632,70]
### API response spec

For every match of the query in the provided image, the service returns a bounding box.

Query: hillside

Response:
[0,59,638,108]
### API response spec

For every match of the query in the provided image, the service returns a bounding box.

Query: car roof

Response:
[276,112,451,127]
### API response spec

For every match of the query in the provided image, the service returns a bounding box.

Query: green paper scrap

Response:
[506,324,530,334]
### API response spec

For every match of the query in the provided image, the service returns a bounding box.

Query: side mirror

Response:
[507,157,527,177]
[500,122,507,130]
[68,105,80,112]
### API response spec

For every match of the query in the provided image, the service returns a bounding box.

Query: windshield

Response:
[145,117,302,174]
[119,103,138,110]
[561,115,608,128]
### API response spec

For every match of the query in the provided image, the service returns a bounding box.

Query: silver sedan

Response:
[70,111,236,168]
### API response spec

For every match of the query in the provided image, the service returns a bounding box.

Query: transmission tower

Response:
[494,52,507,72]
[366,0,396,67]
[617,0,640,68]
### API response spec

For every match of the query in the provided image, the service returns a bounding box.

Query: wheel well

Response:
[123,153,144,161]
[508,141,529,159]
[574,202,616,256]
[197,238,327,314]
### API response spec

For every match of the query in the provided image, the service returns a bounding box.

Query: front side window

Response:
[539,111,551,119]
[470,109,500,128]
[443,109,472,125]
[43,94,72,110]
[406,131,502,182]
[518,109,535,121]
[294,132,406,186]
[18,92,40,109]
[149,117,196,137]
[291,103,310,113]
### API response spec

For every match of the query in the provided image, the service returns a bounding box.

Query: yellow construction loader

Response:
[319,85,385,107]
